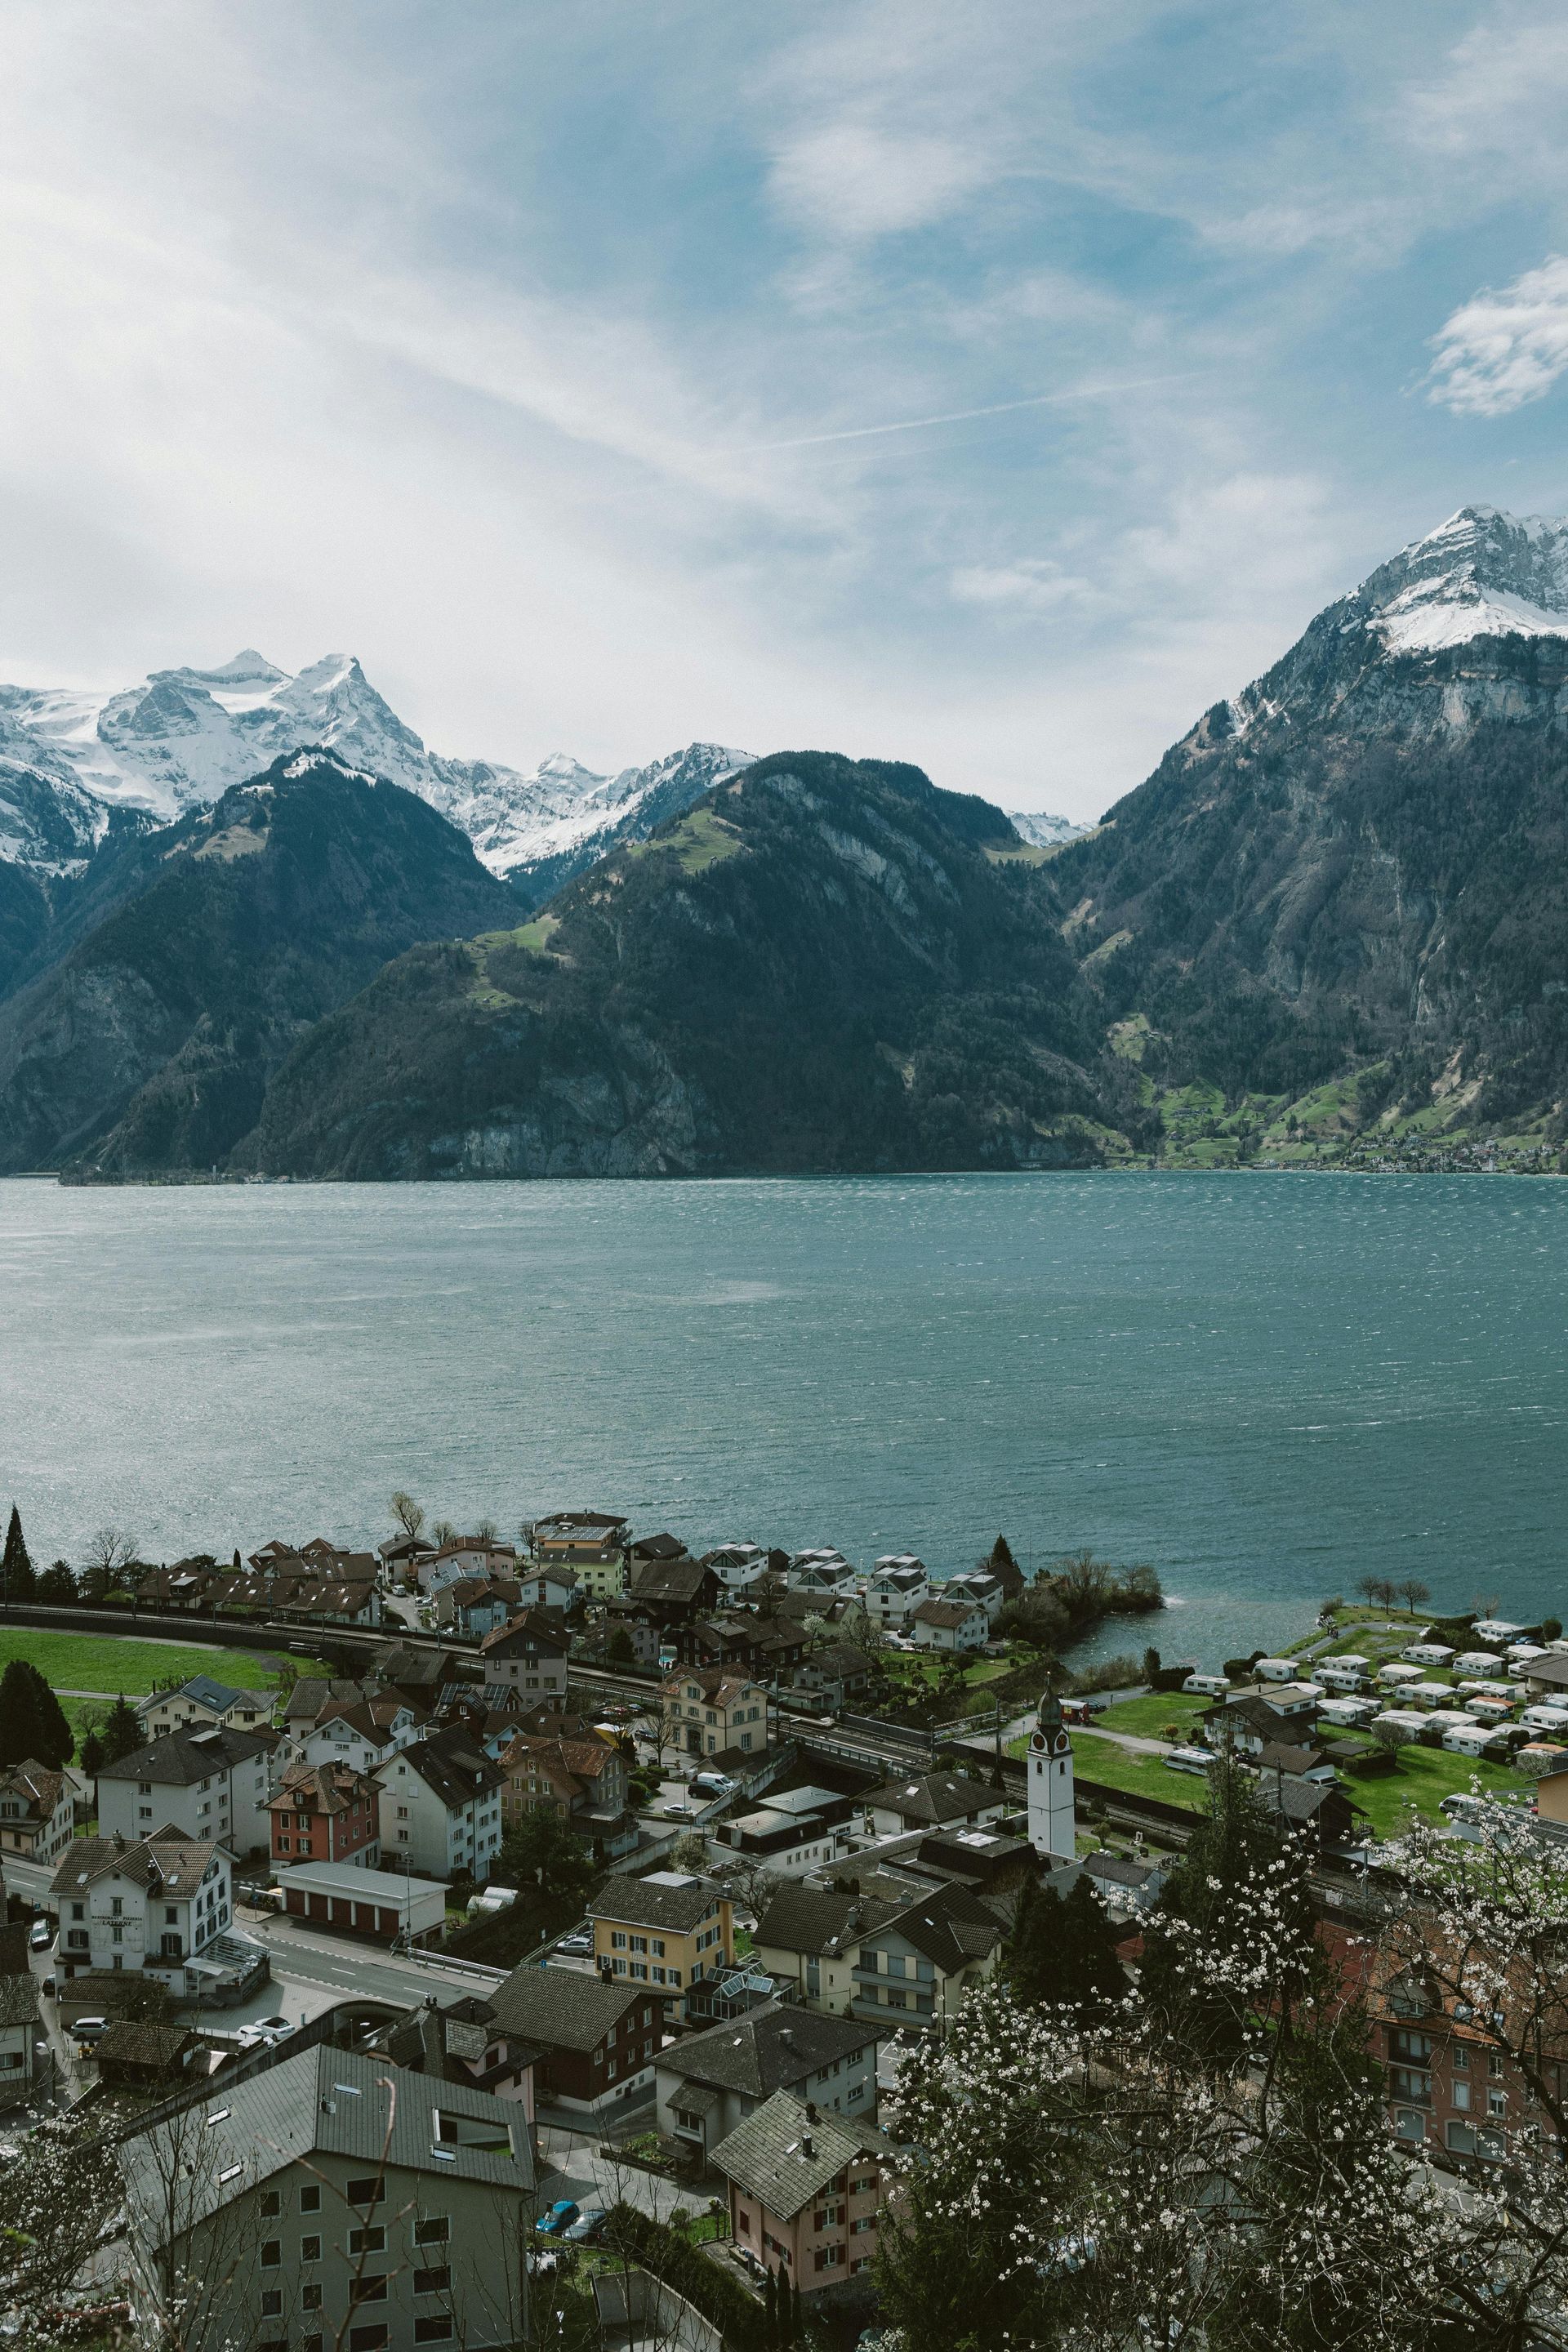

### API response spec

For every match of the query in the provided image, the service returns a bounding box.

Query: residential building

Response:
[511,1566,581,1613]
[476,1611,570,1700]
[136,1677,274,1740]
[713,2089,893,2296]
[676,1615,805,1684]
[530,1511,630,1600]
[627,1553,720,1625]
[849,1882,1004,2031]
[939,1570,1006,1624]
[864,1557,930,1628]
[1521,1655,1568,1704]
[377,1531,435,1587]
[909,1595,990,1653]
[375,1732,505,1884]
[791,1644,873,1714]
[486,1965,662,2117]
[376,1646,468,1713]
[51,1830,246,1996]
[715,1787,860,1878]
[0,1962,40,2111]
[267,1760,381,1869]
[434,1577,523,1640]
[290,1693,429,1778]
[497,1733,633,1855]
[118,2044,537,2352]
[752,1884,904,2017]
[589,1872,733,2010]
[1200,1694,1309,1759]
[416,1536,520,1597]
[662,1668,768,1757]
[703,1543,771,1597]
[1254,1767,1365,1851]
[1080,1850,1167,1918]
[371,1991,541,2114]
[0,1758,75,1869]
[861,1771,1007,1840]
[97,1726,278,1859]
[656,2002,881,2159]
[786,1550,859,1598]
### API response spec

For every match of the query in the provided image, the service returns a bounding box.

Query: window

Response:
[851,2216,876,2234]
[1452,2081,1472,2114]
[345,2178,384,2206]
[414,2320,454,2343]
[301,2236,322,2263]
[1452,2046,1470,2071]
[350,2276,388,2303]
[348,2329,388,2352]
[413,2266,451,2295]
[303,2283,323,2311]
[349,2228,385,2255]
[261,2192,281,2218]
[261,2241,282,2268]
[1490,2090,1508,2118]
[414,2217,450,2245]
[261,2290,283,2318]
[301,2186,322,2213]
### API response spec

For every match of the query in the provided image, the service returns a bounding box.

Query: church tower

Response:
[1027,1690,1075,1862]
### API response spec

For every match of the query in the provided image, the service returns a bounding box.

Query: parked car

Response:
[553,1929,594,1958]
[537,2200,581,2236]
[689,1771,737,1797]
[71,2016,109,2044]
[561,2207,606,2243]
[29,1921,52,1952]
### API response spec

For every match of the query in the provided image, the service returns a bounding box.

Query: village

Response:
[3,1508,1568,2349]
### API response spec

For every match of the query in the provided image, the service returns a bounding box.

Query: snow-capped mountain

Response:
[0,648,751,887]
[1356,506,1568,654]
[1006,807,1089,849]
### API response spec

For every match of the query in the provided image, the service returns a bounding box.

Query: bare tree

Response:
[390,1491,425,1539]
[432,1520,458,1548]
[474,1517,499,1545]
[1397,1577,1432,1617]
[80,1526,138,1601]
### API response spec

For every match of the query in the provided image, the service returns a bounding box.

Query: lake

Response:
[2,1171,1565,1669]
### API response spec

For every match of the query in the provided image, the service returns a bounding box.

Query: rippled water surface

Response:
[2,1171,1565,1665]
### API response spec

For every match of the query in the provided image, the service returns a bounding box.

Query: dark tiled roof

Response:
[479,1610,569,1657]
[629,1557,712,1606]
[390,1731,505,1806]
[590,1875,722,1933]
[753,1884,900,1958]
[1084,1851,1160,1889]
[0,1973,39,2028]
[862,1771,996,1827]
[488,1966,653,2053]
[711,2089,889,2219]
[658,2002,879,2098]
[51,1829,222,1898]
[96,1726,276,1784]
[871,1882,1004,1972]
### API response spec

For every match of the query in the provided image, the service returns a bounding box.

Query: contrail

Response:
[733,371,1205,453]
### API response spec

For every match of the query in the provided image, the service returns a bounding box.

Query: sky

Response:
[6,4,1568,820]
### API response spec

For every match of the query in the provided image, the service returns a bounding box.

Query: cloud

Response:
[767,122,991,242]
[951,559,1103,615]
[1427,255,1568,416]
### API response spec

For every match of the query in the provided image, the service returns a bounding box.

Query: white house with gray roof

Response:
[655,2001,880,2158]
[50,1829,252,1998]
[136,1677,274,1740]
[118,2043,537,2352]
[96,1726,278,1859]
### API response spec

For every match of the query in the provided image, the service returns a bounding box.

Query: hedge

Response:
[600,2204,767,2351]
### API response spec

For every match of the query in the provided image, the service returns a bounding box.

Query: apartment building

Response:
[118,2045,537,2352]
[0,1759,75,1868]
[655,2002,880,2160]
[97,1726,278,1859]
[476,1612,569,1701]
[375,1732,505,1883]
[51,1830,236,1990]
[268,1761,381,1869]
[713,2090,892,2298]
[662,1668,768,1757]
[589,1872,733,2011]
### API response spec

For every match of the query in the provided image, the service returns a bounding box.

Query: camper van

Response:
[1182,1673,1230,1699]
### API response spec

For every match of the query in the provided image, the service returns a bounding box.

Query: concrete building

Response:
[276,1860,448,1943]
[589,1872,734,2011]
[476,1612,570,1701]
[713,2089,892,2299]
[662,1668,768,1757]
[909,1596,990,1653]
[267,1760,381,1869]
[374,1731,505,1884]
[97,1726,278,1860]
[118,2044,537,2352]
[864,1557,930,1628]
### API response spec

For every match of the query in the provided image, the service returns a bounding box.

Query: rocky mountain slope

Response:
[1050,506,1568,1163]
[235,752,1147,1180]
[0,751,518,1177]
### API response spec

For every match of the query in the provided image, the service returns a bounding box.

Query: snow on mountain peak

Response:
[0,648,760,886]
[1363,505,1568,653]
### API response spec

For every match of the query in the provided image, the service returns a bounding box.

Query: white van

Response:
[1182,1674,1229,1698]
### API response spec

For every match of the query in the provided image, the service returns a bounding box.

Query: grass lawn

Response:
[0,1628,303,1699]
[1340,1745,1526,1838]
[1095,1694,1209,1740]
[1009,1731,1208,1814]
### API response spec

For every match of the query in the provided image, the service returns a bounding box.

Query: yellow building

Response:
[662,1668,768,1757]
[589,1873,734,2008]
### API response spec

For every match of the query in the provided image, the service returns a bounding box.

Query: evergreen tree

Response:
[790,2277,803,2344]
[98,1695,145,1765]
[494,1806,597,1913]
[79,1728,105,1780]
[2,1506,36,1603]
[989,1535,1017,1572]
[764,2264,777,2345]
[0,1660,71,1767]
[1004,1869,1124,2019]
[38,1559,76,1604]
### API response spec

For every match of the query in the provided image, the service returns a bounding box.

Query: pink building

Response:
[712,2088,892,2297]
